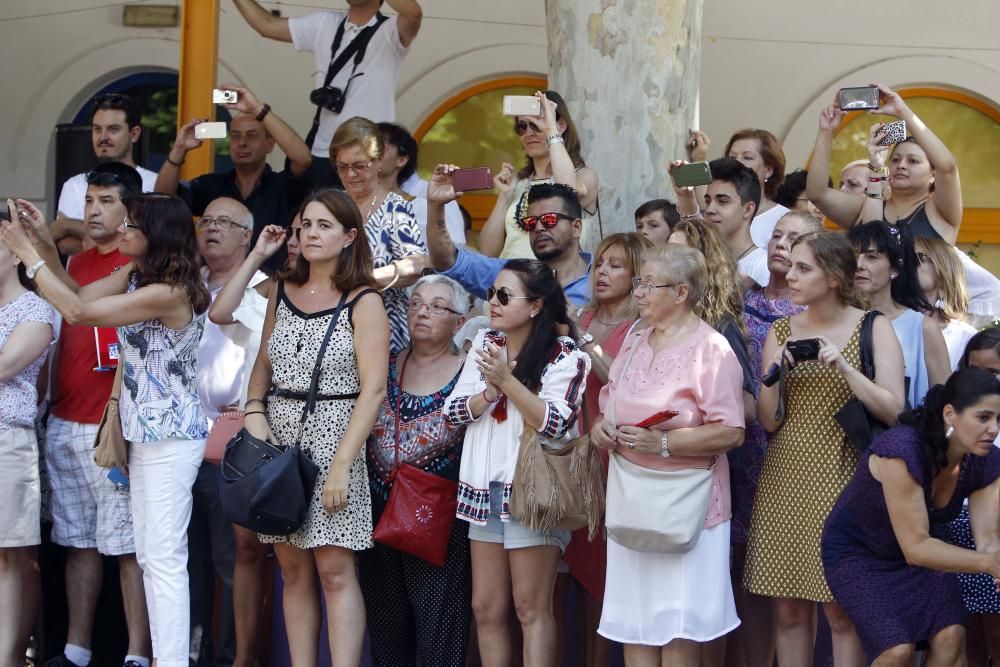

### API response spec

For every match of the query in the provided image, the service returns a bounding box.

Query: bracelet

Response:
[867,163,888,175]
[244,411,267,417]
[680,211,702,220]
[255,103,271,122]
[482,389,498,404]
[868,176,887,183]
[245,398,266,407]
[659,430,671,459]
[166,154,185,167]
[545,135,565,147]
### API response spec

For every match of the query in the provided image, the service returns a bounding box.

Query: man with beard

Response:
[155,84,311,271]
[53,93,157,255]
[425,177,592,305]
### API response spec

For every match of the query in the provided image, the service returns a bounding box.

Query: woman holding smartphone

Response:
[478,91,599,259]
[744,230,905,666]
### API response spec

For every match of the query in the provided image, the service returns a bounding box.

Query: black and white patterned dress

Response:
[259,283,376,551]
[365,192,425,354]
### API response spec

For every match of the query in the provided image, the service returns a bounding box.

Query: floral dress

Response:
[365,192,426,353]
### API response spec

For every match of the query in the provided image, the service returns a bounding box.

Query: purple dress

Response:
[730,289,803,544]
[822,425,1000,661]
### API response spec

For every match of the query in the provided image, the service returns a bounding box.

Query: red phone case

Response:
[634,409,679,428]
[452,167,493,192]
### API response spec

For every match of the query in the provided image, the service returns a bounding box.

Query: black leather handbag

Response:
[834,310,888,453]
[219,290,348,536]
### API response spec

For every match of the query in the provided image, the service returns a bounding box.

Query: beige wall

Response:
[3,0,999,272]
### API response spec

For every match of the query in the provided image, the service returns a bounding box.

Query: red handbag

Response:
[372,352,458,567]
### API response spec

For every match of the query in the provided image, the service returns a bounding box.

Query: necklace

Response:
[890,197,930,228]
[735,242,757,262]
[758,199,773,215]
[364,191,381,221]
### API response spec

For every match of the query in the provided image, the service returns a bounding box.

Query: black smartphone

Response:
[787,338,821,363]
[838,86,880,111]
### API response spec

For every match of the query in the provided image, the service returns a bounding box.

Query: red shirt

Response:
[51,247,131,424]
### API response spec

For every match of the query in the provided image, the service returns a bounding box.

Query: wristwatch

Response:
[659,431,671,459]
[577,332,595,348]
[25,259,46,279]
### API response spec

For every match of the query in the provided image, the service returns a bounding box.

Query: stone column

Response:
[545,0,703,244]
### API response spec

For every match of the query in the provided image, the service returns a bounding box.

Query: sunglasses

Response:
[85,171,122,185]
[121,216,143,232]
[487,286,534,306]
[514,120,542,136]
[518,211,575,232]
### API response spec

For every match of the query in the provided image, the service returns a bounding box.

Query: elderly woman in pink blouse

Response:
[590,244,746,667]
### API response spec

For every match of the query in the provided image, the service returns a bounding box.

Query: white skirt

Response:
[598,521,739,646]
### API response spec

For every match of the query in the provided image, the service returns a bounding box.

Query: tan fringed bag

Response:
[93,361,129,469]
[509,427,606,540]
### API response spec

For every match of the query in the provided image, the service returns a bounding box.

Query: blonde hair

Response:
[329,116,384,162]
[669,218,746,337]
[642,244,707,307]
[916,237,969,322]
[584,233,652,316]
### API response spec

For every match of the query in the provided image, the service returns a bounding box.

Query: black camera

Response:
[787,338,821,363]
[310,86,346,114]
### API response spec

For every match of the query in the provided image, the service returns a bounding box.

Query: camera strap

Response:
[305,12,389,151]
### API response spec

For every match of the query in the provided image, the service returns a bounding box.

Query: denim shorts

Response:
[467,514,571,552]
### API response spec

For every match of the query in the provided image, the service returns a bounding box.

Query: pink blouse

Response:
[598,320,745,528]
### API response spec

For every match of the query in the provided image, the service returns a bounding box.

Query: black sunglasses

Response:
[514,120,542,136]
[518,212,575,232]
[85,171,122,185]
[487,286,534,306]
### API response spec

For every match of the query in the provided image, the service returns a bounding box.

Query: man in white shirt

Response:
[233,0,423,186]
[54,93,158,255]
[674,158,771,288]
[377,121,466,245]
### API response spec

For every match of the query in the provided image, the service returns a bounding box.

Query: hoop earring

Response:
[945,425,954,439]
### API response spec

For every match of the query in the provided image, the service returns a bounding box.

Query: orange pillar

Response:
[177,0,220,179]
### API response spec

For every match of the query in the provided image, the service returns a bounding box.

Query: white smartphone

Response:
[212,88,238,104]
[195,122,227,140]
[502,95,541,117]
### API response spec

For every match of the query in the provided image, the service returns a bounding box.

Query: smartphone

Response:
[451,167,494,192]
[212,88,238,104]
[838,86,880,111]
[672,161,713,188]
[502,95,541,117]
[195,121,227,140]
[787,338,821,362]
[107,466,129,488]
[635,409,679,428]
[877,120,907,146]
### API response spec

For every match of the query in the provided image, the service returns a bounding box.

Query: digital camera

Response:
[310,86,346,114]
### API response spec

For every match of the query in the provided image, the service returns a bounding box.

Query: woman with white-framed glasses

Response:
[477,90,600,259]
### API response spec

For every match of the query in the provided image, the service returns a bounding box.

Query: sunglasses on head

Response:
[85,171,122,185]
[487,286,534,306]
[518,211,575,232]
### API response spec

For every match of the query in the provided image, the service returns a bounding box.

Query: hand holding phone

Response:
[503,95,541,117]
[195,122,227,140]
[877,120,907,146]
[451,167,494,192]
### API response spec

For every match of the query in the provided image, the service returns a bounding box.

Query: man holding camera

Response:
[155,84,312,270]
[233,0,423,186]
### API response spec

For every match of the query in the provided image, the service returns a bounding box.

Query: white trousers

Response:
[129,437,205,667]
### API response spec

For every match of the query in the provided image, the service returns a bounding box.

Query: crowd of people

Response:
[1,2,1000,667]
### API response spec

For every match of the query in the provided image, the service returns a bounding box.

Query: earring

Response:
[891,272,898,279]
[945,425,954,439]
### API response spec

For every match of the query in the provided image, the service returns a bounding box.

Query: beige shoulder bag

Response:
[93,361,129,469]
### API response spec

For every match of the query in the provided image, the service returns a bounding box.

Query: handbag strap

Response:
[608,326,644,427]
[859,310,880,381]
[108,357,124,402]
[390,350,410,477]
[294,288,350,446]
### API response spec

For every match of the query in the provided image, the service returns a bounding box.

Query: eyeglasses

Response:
[198,216,248,231]
[408,299,460,317]
[334,160,374,175]
[631,278,677,292]
[518,212,575,232]
[121,216,143,232]
[487,286,535,306]
[85,171,122,185]
[514,120,542,136]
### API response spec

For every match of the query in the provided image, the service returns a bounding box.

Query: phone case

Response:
[195,122,227,140]
[877,120,907,146]
[672,162,713,188]
[503,95,541,117]
[452,167,493,192]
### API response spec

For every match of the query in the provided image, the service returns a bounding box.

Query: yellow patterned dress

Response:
[744,316,864,601]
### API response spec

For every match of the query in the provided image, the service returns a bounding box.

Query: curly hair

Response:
[123,194,210,314]
[897,367,1000,472]
[669,218,746,337]
[792,230,865,309]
